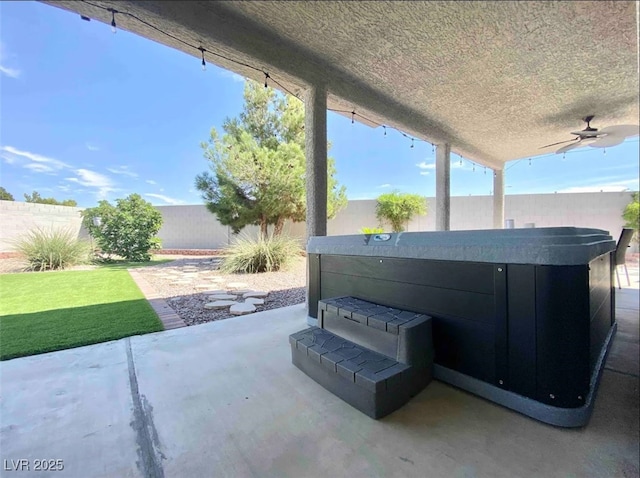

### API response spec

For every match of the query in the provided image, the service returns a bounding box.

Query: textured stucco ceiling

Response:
[44,1,639,169]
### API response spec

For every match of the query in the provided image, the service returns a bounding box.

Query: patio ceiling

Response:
[44,1,639,169]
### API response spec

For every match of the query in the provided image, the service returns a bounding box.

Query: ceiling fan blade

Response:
[540,138,577,149]
[588,136,625,148]
[597,125,639,138]
[556,141,588,154]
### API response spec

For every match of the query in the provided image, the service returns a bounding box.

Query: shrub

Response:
[375,192,427,232]
[622,192,639,243]
[82,194,163,262]
[360,227,385,234]
[13,228,91,271]
[220,234,302,273]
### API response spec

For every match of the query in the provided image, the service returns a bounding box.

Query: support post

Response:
[304,84,328,240]
[493,169,505,229]
[435,144,451,231]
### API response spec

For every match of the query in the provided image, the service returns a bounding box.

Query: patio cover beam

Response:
[435,144,451,231]
[305,84,328,239]
[493,169,505,229]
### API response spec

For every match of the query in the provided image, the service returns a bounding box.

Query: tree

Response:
[82,193,163,261]
[24,190,77,207]
[375,191,427,232]
[622,192,639,242]
[0,187,14,201]
[195,80,347,237]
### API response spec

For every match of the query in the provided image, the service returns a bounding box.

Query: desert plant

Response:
[622,192,639,242]
[375,192,427,232]
[360,227,385,234]
[219,233,302,273]
[82,194,163,262]
[13,228,91,271]
[0,186,14,201]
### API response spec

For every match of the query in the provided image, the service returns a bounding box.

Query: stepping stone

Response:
[227,282,249,289]
[185,262,199,266]
[201,289,227,295]
[182,273,199,277]
[244,297,264,306]
[208,294,237,300]
[232,289,253,295]
[194,284,220,290]
[243,291,268,299]
[230,303,256,315]
[204,300,237,310]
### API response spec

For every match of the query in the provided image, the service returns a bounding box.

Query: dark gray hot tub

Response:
[306,227,617,427]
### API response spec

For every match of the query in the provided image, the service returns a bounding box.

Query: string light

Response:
[529,158,532,166]
[484,167,487,175]
[264,72,270,88]
[79,0,443,153]
[603,148,607,156]
[198,47,206,71]
[473,164,475,172]
[459,158,462,166]
[109,8,117,33]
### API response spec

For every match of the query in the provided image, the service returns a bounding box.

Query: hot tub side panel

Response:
[309,254,505,386]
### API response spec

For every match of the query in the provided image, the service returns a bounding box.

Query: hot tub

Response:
[306,227,617,427]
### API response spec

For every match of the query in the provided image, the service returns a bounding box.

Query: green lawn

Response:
[0,264,166,360]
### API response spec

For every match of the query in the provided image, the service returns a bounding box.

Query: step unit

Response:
[289,296,433,418]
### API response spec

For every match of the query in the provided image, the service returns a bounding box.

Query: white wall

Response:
[0,200,87,252]
[1,191,636,252]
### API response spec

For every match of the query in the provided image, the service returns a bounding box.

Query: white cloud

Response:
[378,183,392,188]
[145,193,186,205]
[85,143,99,151]
[107,166,138,178]
[0,42,20,79]
[145,179,157,185]
[65,168,115,199]
[416,161,435,170]
[557,178,639,194]
[24,163,55,173]
[420,171,430,176]
[0,145,70,171]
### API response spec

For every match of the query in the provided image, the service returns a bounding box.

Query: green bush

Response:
[375,191,427,232]
[220,234,302,273]
[82,194,163,262]
[13,228,91,271]
[360,227,385,234]
[622,192,639,242]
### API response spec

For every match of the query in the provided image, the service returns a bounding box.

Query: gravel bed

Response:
[133,256,306,326]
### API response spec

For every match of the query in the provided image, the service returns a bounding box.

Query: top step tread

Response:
[319,296,429,335]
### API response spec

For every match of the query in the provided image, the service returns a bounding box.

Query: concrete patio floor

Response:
[1,268,638,477]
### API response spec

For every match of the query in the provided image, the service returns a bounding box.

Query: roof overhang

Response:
[43,1,639,170]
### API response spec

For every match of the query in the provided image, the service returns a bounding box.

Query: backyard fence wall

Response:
[0,200,88,253]
[0,191,636,253]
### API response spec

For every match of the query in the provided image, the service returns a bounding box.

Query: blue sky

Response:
[1,2,638,208]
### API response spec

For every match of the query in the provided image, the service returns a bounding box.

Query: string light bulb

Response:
[198,47,206,71]
[264,72,270,88]
[410,138,414,148]
[110,9,117,33]
[383,126,387,137]
[529,158,532,166]
[351,111,355,125]
[484,167,487,175]
[473,164,475,172]
[459,158,463,166]
[603,148,607,156]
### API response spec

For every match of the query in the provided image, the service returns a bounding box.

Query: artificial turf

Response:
[0,265,165,360]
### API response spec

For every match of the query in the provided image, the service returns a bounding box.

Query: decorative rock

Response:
[204,300,237,310]
[208,294,237,300]
[243,291,268,299]
[170,281,191,286]
[230,303,256,315]
[244,297,264,306]
[200,289,227,295]
[227,282,249,289]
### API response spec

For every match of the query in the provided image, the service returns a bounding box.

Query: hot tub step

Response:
[289,327,431,418]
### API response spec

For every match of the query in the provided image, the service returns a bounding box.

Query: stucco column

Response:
[304,84,328,240]
[435,143,451,231]
[493,169,505,229]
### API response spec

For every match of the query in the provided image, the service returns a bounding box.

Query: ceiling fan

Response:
[540,115,639,154]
